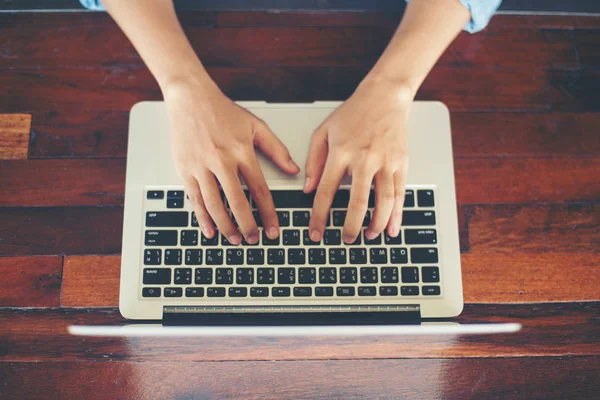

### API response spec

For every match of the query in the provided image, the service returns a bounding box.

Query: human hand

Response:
[304,77,413,244]
[164,80,300,245]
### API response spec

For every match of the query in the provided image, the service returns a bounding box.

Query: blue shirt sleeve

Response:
[79,0,104,10]
[405,0,502,33]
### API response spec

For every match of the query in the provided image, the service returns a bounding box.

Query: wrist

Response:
[158,62,219,98]
[359,71,417,104]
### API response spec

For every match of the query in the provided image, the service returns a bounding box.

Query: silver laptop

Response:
[116,100,465,323]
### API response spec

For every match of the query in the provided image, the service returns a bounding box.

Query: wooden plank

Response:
[28,112,600,158]
[575,29,600,69]
[549,69,600,112]
[2,357,598,400]
[458,205,469,253]
[0,114,30,159]
[468,204,599,253]
[462,253,600,303]
[0,256,62,307]
[3,157,598,207]
[0,207,123,256]
[1,67,549,115]
[61,256,120,307]
[1,303,598,361]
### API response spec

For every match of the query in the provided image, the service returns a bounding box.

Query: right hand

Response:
[163,79,300,245]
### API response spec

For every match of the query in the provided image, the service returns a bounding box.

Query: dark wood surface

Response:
[0,10,598,400]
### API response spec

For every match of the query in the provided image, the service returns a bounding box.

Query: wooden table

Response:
[1,11,599,400]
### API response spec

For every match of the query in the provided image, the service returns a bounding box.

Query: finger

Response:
[308,157,346,242]
[216,165,259,245]
[253,122,300,175]
[239,154,280,240]
[386,170,407,237]
[182,175,215,238]
[304,125,328,193]
[367,169,395,240]
[343,170,374,244]
[197,168,242,245]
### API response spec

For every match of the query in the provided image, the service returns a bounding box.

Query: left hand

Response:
[304,77,414,244]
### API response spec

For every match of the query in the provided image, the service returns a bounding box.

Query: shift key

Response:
[145,230,178,246]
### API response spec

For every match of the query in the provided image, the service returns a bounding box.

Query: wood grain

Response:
[468,204,599,253]
[1,303,598,362]
[61,256,120,307]
[2,357,598,400]
[0,114,30,159]
[575,29,600,69]
[462,253,600,303]
[0,256,62,307]
[549,69,600,112]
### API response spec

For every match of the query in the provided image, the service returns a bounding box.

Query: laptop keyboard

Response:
[141,187,441,302]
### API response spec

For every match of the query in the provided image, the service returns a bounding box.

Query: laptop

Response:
[69,101,520,336]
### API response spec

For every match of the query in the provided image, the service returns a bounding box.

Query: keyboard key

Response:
[271,190,314,208]
[404,190,415,207]
[288,249,306,265]
[262,230,280,246]
[417,190,435,207]
[362,211,371,227]
[191,212,199,227]
[390,248,409,264]
[331,190,350,208]
[145,230,177,246]
[349,248,367,264]
[423,286,441,296]
[180,230,198,246]
[167,190,184,199]
[369,248,387,264]
[242,236,258,246]
[337,287,355,296]
[358,286,376,296]
[252,211,263,227]
[272,287,291,297]
[229,287,248,297]
[251,287,269,297]
[319,267,337,284]
[164,249,182,265]
[384,231,402,245]
[207,287,226,297]
[402,211,435,226]
[216,268,233,284]
[186,287,204,297]
[401,286,419,296]
[340,267,357,284]
[226,249,244,265]
[381,267,399,283]
[283,229,301,245]
[142,287,161,297]
[315,287,334,297]
[143,249,161,265]
[360,267,378,283]
[405,229,437,245]
[185,249,203,265]
[277,211,290,227]
[422,267,440,283]
[332,210,346,227]
[323,229,341,245]
[350,234,362,245]
[293,211,311,227]
[379,286,398,296]
[294,287,312,297]
[201,232,219,246]
[267,249,285,265]
[166,198,184,209]
[329,248,347,264]
[299,267,317,284]
[308,248,326,265]
[147,190,164,200]
[205,249,223,265]
[257,268,275,284]
[236,268,254,284]
[164,287,182,297]
[303,229,320,245]
[278,268,296,284]
[401,267,419,283]
[174,268,192,284]
[146,212,188,227]
[364,232,382,245]
[368,190,375,207]
[247,249,264,265]
[411,248,438,263]
[221,234,237,246]
[194,268,213,284]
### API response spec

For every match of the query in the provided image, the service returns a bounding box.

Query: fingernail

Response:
[365,230,377,240]
[247,234,259,245]
[202,225,213,238]
[303,177,311,191]
[391,221,400,237]
[310,229,321,242]
[343,235,355,244]
[268,226,279,239]
[229,234,242,244]
[289,159,299,171]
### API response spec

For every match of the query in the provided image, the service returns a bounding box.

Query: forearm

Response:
[366,0,470,95]
[102,0,215,92]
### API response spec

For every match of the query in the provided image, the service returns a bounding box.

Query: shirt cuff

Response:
[404,0,502,33]
[79,0,105,11]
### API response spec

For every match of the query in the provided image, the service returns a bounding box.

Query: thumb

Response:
[253,122,300,175]
[304,126,328,193]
